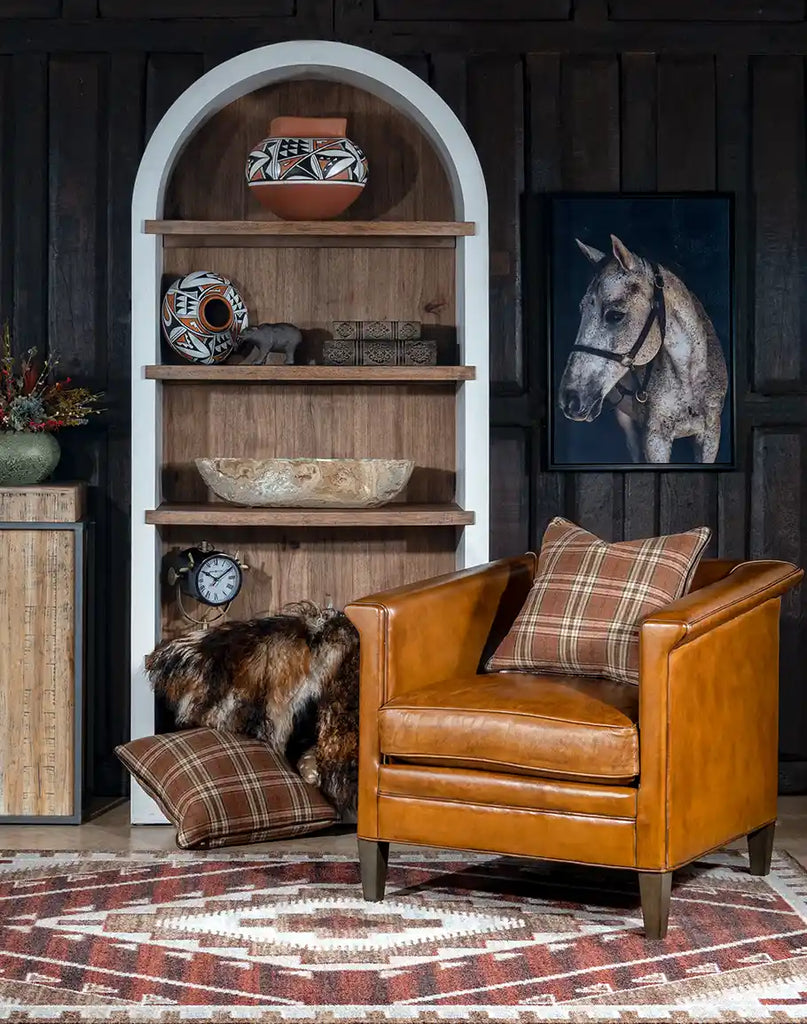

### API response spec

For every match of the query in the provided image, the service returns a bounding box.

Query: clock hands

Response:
[201,566,236,584]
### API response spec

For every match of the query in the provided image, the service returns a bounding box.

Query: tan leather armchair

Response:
[345,554,803,939]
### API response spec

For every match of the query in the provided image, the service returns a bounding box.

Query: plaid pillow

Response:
[116,728,338,849]
[486,517,710,685]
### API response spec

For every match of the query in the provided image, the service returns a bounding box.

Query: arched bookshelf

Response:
[130,41,489,824]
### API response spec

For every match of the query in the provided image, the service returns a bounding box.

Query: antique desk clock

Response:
[165,542,248,627]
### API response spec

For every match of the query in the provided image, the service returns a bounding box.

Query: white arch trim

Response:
[130,41,489,822]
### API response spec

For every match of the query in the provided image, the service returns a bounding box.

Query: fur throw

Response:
[144,603,359,817]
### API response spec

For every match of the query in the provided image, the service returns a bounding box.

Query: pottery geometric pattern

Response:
[2,847,807,1021]
[246,136,369,187]
[161,270,248,364]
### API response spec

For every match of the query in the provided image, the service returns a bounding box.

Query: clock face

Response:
[196,555,242,606]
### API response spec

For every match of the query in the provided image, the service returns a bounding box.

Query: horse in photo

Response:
[558,234,728,464]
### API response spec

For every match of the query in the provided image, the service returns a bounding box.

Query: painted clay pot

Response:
[0,431,60,485]
[161,270,248,364]
[245,116,368,220]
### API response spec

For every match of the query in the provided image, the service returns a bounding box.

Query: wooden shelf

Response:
[144,220,475,248]
[145,503,475,527]
[144,364,476,382]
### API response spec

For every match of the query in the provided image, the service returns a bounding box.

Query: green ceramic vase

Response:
[0,431,61,485]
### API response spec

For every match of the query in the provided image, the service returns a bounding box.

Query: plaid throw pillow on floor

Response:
[486,517,710,685]
[116,728,338,849]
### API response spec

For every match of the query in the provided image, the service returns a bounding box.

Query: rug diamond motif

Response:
[0,848,804,1021]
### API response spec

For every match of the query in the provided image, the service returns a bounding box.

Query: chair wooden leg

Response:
[638,871,672,939]
[748,822,775,876]
[358,839,389,901]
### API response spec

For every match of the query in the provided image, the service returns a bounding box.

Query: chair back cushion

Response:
[486,517,710,684]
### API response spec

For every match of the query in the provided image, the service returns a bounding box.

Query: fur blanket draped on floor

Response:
[144,603,359,817]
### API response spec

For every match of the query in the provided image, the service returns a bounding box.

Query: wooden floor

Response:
[0,797,805,869]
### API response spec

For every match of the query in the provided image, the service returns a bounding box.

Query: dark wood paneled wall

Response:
[1,0,805,795]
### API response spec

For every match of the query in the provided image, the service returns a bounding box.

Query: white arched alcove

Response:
[130,40,489,823]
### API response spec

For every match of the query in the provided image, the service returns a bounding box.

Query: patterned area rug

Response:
[0,848,806,1022]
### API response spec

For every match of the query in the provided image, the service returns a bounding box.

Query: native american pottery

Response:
[0,431,60,485]
[245,116,368,220]
[195,457,414,508]
[161,271,249,364]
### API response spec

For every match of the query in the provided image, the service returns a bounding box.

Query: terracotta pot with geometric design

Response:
[161,270,249,364]
[245,116,369,220]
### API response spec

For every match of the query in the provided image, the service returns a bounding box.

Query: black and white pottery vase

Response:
[161,270,249,364]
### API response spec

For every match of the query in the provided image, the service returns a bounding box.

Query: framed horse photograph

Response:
[546,193,735,470]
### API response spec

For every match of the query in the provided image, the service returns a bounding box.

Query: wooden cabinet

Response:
[0,485,86,822]
[130,42,489,822]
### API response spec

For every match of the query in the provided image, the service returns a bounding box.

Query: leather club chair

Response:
[345,554,803,939]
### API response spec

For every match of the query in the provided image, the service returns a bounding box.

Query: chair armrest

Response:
[345,553,535,839]
[641,560,803,648]
[637,560,802,870]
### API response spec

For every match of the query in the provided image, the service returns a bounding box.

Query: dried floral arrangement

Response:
[0,324,103,432]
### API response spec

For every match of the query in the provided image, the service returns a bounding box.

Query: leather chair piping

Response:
[385,751,638,781]
[382,704,637,732]
[377,789,638,821]
[654,571,802,647]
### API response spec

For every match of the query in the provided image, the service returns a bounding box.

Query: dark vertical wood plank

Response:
[47,55,109,800]
[146,53,204,140]
[526,54,564,542]
[11,53,47,358]
[752,56,807,392]
[97,54,144,796]
[294,0,334,36]
[0,58,12,325]
[657,56,716,187]
[620,53,657,192]
[490,428,530,558]
[396,54,429,82]
[657,56,718,551]
[48,55,102,377]
[431,53,467,126]
[468,55,524,393]
[527,52,561,193]
[561,55,622,539]
[334,0,373,36]
[621,52,659,539]
[561,56,619,192]
[750,429,805,760]
[717,54,750,559]
[146,53,204,220]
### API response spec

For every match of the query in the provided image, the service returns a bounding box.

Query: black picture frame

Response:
[546,193,736,471]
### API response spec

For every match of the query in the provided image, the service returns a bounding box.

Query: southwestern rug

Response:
[0,848,805,1022]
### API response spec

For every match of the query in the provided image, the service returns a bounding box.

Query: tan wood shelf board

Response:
[144,220,476,238]
[144,365,476,382]
[162,234,457,249]
[145,503,475,527]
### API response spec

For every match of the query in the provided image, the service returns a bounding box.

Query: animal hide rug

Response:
[145,603,359,817]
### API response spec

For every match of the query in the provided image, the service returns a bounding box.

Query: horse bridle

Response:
[571,262,666,405]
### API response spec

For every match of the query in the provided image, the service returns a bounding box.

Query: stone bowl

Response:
[195,457,415,508]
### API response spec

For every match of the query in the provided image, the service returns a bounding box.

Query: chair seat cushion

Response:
[379,673,639,784]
